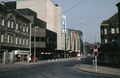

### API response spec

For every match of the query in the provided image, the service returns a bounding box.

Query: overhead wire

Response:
[63,0,85,14]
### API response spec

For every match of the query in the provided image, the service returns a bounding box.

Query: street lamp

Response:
[34,26,39,62]
[79,20,85,57]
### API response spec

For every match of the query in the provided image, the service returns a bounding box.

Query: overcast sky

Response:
[52,0,118,43]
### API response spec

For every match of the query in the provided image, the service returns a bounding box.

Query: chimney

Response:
[116,2,120,24]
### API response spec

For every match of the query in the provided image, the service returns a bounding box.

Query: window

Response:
[11,21,14,28]
[111,28,115,34]
[19,38,22,45]
[26,39,29,45]
[11,35,13,44]
[36,37,39,42]
[8,21,10,28]
[23,26,25,32]
[26,27,29,33]
[23,38,25,45]
[1,34,4,42]
[40,37,45,42]
[112,39,115,42]
[16,37,18,44]
[101,39,104,43]
[31,37,34,41]
[16,23,18,30]
[116,28,119,34]
[2,19,5,26]
[105,39,108,43]
[7,35,10,43]
[104,29,107,34]
[101,29,104,35]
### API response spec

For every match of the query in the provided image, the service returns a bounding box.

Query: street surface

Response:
[0,57,119,78]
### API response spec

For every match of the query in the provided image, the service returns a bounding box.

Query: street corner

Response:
[74,64,120,77]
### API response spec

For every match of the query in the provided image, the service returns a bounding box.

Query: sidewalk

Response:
[0,58,76,69]
[75,64,120,76]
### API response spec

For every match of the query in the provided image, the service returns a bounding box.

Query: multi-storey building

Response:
[99,3,120,65]
[100,13,119,44]
[17,8,48,60]
[64,29,83,57]
[17,0,62,50]
[0,3,31,63]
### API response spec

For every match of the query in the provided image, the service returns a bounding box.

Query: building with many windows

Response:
[0,3,31,63]
[99,3,120,65]
[17,8,48,60]
[100,13,119,44]
[17,0,62,50]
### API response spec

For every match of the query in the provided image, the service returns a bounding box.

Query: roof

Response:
[0,3,7,12]
[34,17,46,28]
[7,9,30,22]
[17,8,37,17]
[102,13,118,24]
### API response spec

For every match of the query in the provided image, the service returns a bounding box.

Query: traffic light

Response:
[93,44,97,49]
[94,52,98,56]
[93,44,98,56]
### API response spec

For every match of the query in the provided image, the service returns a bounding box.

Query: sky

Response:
[0,0,118,43]
[52,0,119,43]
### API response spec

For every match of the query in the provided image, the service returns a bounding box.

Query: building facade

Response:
[17,0,62,50]
[0,3,31,63]
[99,3,120,65]
[17,8,47,60]
[62,29,83,57]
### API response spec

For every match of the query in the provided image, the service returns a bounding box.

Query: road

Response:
[0,57,119,78]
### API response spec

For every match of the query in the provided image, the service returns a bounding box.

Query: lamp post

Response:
[79,20,85,57]
[34,26,39,62]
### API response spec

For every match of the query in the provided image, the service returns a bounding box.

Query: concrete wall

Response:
[31,27,46,48]
[54,5,62,50]
[17,0,47,21]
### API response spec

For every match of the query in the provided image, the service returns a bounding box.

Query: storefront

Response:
[0,50,3,63]
[13,50,31,62]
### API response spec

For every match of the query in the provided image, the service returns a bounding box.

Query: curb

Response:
[74,65,120,77]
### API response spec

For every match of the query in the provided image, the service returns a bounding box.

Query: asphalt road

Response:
[0,58,119,78]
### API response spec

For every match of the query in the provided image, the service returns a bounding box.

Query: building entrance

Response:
[0,51,3,63]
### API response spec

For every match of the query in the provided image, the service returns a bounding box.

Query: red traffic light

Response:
[94,52,98,56]
[93,44,98,49]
